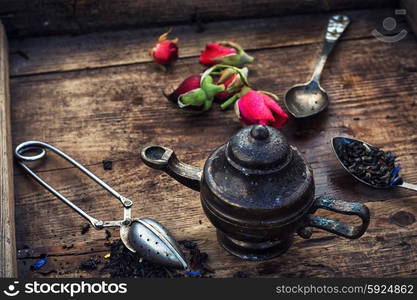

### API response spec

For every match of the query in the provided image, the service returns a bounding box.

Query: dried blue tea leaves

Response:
[335,137,403,187]
[184,270,202,277]
[30,254,47,270]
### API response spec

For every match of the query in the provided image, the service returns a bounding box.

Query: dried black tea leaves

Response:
[233,271,250,278]
[335,138,402,187]
[100,239,213,278]
[102,160,113,171]
[101,240,176,278]
[179,240,214,275]
[79,256,101,271]
[80,224,90,235]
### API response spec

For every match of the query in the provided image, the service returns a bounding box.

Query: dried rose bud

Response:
[234,90,289,129]
[164,75,224,115]
[215,67,248,102]
[199,41,254,67]
[150,30,179,66]
[165,75,201,102]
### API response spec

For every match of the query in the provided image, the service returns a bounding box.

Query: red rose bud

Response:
[165,75,201,102]
[215,67,248,102]
[151,30,179,66]
[165,75,224,115]
[179,75,224,114]
[199,41,254,67]
[235,90,289,129]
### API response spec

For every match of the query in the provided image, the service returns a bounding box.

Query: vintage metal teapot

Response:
[141,125,370,261]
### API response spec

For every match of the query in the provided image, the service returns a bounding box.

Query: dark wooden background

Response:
[1,0,396,37]
[3,0,417,277]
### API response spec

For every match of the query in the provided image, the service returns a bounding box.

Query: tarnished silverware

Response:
[284,15,350,118]
[332,136,417,192]
[15,141,187,269]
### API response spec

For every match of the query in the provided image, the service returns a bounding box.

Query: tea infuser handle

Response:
[15,141,133,229]
[308,196,370,239]
[141,145,202,192]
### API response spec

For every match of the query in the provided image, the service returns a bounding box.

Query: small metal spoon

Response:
[284,15,350,118]
[331,137,417,192]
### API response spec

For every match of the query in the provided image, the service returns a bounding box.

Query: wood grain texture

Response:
[1,0,396,38]
[10,9,417,277]
[16,199,417,278]
[9,9,401,77]
[0,21,17,278]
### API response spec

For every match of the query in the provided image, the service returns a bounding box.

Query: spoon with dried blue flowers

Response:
[332,137,417,192]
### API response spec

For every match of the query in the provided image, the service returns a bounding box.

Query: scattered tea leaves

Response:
[104,229,111,240]
[100,240,179,278]
[30,254,47,270]
[335,138,402,187]
[81,224,90,235]
[179,240,213,274]
[233,271,250,278]
[62,244,74,250]
[98,239,213,278]
[79,256,101,271]
[102,160,113,171]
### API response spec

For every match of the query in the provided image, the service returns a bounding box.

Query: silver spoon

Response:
[331,137,417,192]
[284,15,350,118]
[15,141,188,269]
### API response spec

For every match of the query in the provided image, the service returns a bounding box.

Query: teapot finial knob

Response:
[250,125,269,140]
[226,125,292,174]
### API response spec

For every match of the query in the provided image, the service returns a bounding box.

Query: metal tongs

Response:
[15,141,188,269]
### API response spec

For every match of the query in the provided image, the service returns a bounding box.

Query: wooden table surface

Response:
[9,8,417,277]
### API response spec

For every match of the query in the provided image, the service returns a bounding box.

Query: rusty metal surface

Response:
[141,125,371,260]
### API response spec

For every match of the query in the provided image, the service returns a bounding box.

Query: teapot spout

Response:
[141,146,202,192]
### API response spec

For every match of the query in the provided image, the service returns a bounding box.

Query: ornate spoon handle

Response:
[325,15,351,42]
[311,15,350,82]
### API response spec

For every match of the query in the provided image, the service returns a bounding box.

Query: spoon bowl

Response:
[331,137,390,189]
[284,81,329,118]
[284,15,350,118]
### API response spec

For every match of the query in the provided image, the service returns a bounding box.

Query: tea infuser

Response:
[332,137,417,192]
[15,141,188,269]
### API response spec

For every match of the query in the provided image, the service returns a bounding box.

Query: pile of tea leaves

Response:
[336,139,402,187]
[99,239,213,278]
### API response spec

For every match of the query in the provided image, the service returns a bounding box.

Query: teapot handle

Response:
[307,196,370,239]
[141,145,202,192]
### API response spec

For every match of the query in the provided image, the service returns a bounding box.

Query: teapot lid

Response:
[226,125,292,174]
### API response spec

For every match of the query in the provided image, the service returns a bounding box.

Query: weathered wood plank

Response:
[10,35,417,169]
[9,9,402,76]
[11,134,417,256]
[10,12,417,277]
[17,198,417,278]
[402,0,417,36]
[1,0,396,37]
[0,21,17,277]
